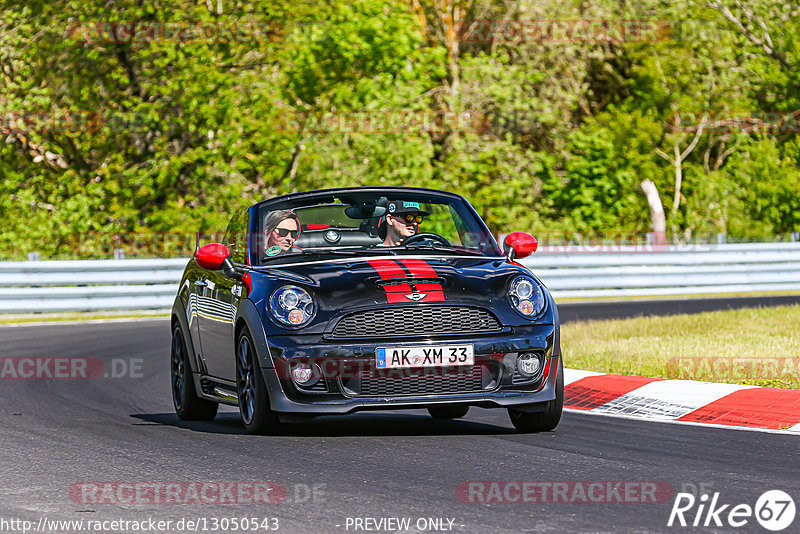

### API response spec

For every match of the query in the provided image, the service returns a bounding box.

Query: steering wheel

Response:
[401,232,453,247]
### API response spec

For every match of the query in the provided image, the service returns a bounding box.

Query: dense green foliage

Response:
[1,0,798,257]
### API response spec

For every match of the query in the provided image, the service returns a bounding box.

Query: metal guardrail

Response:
[0,243,798,312]
[523,242,800,298]
[0,259,185,313]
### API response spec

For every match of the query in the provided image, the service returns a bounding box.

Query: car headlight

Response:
[509,276,545,317]
[270,285,315,327]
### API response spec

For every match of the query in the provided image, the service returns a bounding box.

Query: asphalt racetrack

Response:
[1,297,799,533]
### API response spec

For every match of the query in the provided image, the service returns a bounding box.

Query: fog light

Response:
[291,363,313,384]
[517,353,542,377]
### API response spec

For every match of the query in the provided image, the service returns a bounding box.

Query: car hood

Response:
[249,255,551,334]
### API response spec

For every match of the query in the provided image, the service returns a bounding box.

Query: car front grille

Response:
[339,359,501,397]
[344,363,495,397]
[330,306,502,339]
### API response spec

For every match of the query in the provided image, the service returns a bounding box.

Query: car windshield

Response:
[255,190,499,265]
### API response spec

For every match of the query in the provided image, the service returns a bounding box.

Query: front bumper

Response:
[260,324,559,415]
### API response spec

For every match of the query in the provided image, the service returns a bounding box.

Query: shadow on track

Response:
[131,411,515,437]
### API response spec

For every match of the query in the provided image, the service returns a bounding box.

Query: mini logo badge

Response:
[404,292,426,301]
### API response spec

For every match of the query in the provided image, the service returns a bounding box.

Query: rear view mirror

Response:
[503,232,538,261]
[195,243,231,270]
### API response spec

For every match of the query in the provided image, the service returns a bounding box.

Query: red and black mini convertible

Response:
[171,187,563,434]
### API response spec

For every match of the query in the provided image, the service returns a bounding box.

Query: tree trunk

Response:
[672,159,682,213]
[655,113,708,215]
[641,179,667,245]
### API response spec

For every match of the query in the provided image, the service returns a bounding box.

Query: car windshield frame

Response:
[251,187,501,265]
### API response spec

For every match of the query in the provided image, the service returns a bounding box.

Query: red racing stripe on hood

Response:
[411,282,445,301]
[365,259,407,279]
[395,258,438,278]
[383,283,415,303]
[398,258,445,302]
[366,258,446,302]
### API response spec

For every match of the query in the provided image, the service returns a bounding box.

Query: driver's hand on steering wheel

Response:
[400,232,453,248]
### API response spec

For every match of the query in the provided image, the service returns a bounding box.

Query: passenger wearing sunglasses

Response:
[264,209,301,256]
[379,201,430,247]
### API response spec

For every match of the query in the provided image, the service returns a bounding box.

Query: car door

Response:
[184,262,208,374]
[196,207,250,381]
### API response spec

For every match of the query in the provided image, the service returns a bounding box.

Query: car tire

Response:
[427,406,470,419]
[507,359,563,433]
[171,324,218,421]
[236,327,282,435]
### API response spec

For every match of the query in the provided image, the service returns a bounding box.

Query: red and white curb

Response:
[564,369,800,434]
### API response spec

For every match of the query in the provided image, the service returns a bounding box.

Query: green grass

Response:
[0,310,169,324]
[555,289,800,303]
[563,305,800,389]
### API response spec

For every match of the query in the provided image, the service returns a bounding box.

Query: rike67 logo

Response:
[668,490,796,531]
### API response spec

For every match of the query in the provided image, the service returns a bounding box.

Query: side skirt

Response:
[195,375,239,406]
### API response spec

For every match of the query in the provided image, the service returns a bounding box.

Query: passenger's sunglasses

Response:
[274,228,299,239]
[396,214,424,224]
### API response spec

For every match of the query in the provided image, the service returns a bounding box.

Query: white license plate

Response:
[376,344,474,369]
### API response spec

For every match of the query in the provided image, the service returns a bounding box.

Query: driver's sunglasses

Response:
[274,228,299,239]
[399,214,424,224]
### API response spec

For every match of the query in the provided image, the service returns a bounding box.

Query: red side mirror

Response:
[503,232,537,261]
[195,243,231,270]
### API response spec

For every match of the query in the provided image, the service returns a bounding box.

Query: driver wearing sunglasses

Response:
[264,209,301,256]
[379,201,430,247]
